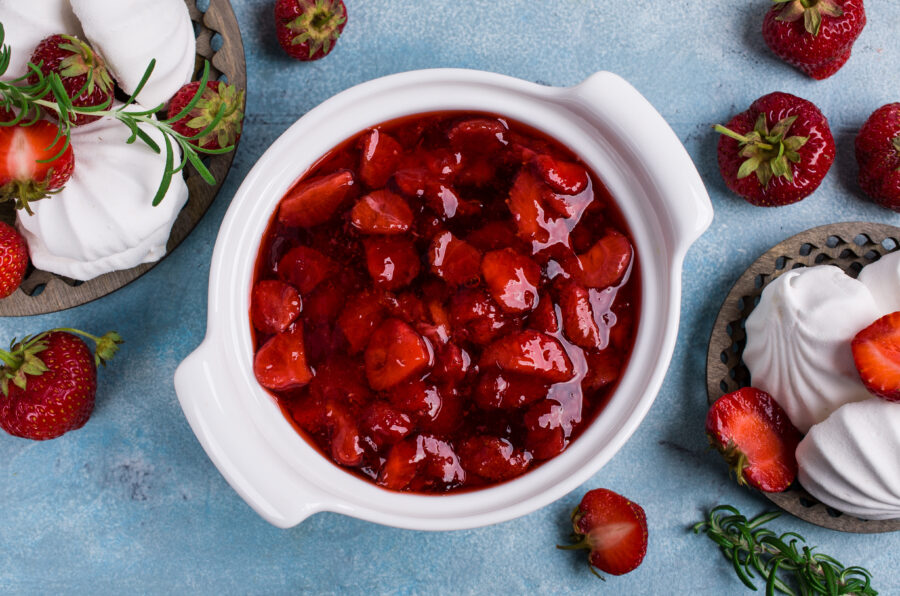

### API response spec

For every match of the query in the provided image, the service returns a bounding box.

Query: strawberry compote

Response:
[251,112,640,493]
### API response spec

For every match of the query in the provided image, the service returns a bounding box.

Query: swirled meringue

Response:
[16,107,188,281]
[858,250,900,315]
[797,399,900,520]
[0,0,84,80]
[743,265,878,433]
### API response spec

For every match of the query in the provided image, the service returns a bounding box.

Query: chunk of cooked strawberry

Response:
[336,291,387,353]
[577,231,633,289]
[705,387,801,492]
[562,488,648,577]
[277,245,336,295]
[852,312,900,402]
[429,231,482,285]
[308,355,371,405]
[449,288,514,345]
[473,370,549,410]
[480,330,574,382]
[323,399,365,467]
[447,117,508,154]
[465,220,522,252]
[458,435,532,481]
[365,318,432,390]
[363,237,421,290]
[481,248,541,313]
[253,323,314,391]
[278,170,356,227]
[393,167,429,198]
[358,129,402,188]
[377,434,466,491]
[301,278,347,323]
[528,292,559,334]
[251,280,302,335]
[523,398,567,460]
[389,378,443,421]
[418,387,464,435]
[582,350,621,392]
[557,280,604,350]
[350,190,413,234]
[532,154,589,195]
[430,342,471,385]
[376,436,421,490]
[424,182,482,219]
[423,148,463,179]
[456,159,497,187]
[384,291,427,324]
[507,169,551,244]
[361,401,413,448]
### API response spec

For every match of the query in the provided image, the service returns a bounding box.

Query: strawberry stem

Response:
[713,124,774,150]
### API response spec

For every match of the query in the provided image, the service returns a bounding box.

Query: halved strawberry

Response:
[705,387,801,492]
[481,248,541,313]
[251,280,302,335]
[358,129,402,188]
[429,231,482,285]
[277,245,336,295]
[365,318,432,390]
[363,237,421,290]
[377,434,466,491]
[557,280,604,350]
[448,288,514,345]
[253,324,314,391]
[323,399,364,467]
[0,121,75,214]
[559,488,648,578]
[336,290,387,353]
[278,169,355,227]
[350,190,413,234]
[458,436,532,481]
[576,230,633,289]
[473,370,549,410]
[851,312,900,402]
[447,118,508,154]
[507,169,551,244]
[532,154,589,195]
[480,330,574,382]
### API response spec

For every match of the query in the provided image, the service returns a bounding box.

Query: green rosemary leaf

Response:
[134,126,161,154]
[152,134,175,207]
[185,146,215,184]
[121,59,157,110]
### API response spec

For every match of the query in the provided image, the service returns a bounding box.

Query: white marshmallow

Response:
[0,0,84,80]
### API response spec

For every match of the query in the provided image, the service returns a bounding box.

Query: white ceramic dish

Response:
[173,68,713,530]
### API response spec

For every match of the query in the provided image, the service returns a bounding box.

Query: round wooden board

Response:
[0,0,246,316]
[706,222,900,533]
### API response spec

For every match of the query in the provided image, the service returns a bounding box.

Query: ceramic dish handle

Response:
[174,340,327,528]
[569,71,713,257]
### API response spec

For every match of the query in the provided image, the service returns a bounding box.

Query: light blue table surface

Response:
[2,1,899,593]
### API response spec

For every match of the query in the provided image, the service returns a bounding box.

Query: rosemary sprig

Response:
[0,22,238,206]
[693,505,877,596]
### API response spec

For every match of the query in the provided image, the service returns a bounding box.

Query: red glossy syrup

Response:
[250,111,641,494]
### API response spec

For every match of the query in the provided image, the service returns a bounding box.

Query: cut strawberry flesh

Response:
[429,231,482,285]
[572,488,648,576]
[365,318,432,390]
[350,189,413,234]
[448,117,508,154]
[361,401,413,448]
[277,245,336,295]
[336,290,387,353]
[251,280,302,335]
[474,370,549,410]
[278,169,356,227]
[852,312,900,402]
[449,288,514,345]
[705,387,801,492]
[481,330,574,382]
[533,154,589,195]
[253,324,314,391]
[481,248,541,313]
[557,280,605,350]
[358,129,402,188]
[577,231,633,289]
[363,237,421,290]
[459,436,532,481]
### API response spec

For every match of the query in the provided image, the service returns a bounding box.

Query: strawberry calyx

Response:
[556,506,607,580]
[0,328,122,395]
[894,136,900,171]
[286,0,347,58]
[714,114,809,187]
[184,82,245,148]
[772,0,843,36]
[54,34,114,97]
[0,177,60,215]
[711,438,751,487]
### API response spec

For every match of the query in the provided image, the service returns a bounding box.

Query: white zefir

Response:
[0,0,84,80]
[16,105,188,281]
[69,0,195,108]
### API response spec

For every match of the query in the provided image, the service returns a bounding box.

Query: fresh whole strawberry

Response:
[0,222,28,298]
[275,0,347,61]
[558,488,648,578]
[851,311,900,401]
[762,0,866,80]
[0,121,75,214]
[705,387,802,492]
[167,80,245,151]
[716,92,835,206]
[0,329,121,440]
[28,34,114,126]
[855,103,900,211]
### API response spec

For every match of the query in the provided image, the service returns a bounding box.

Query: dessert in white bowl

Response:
[0,0,83,80]
[743,265,879,433]
[69,0,195,109]
[797,398,900,520]
[16,106,189,281]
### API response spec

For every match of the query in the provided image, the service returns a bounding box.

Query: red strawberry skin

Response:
[717,92,835,206]
[705,387,801,492]
[167,80,244,151]
[0,121,75,203]
[572,489,648,576]
[855,103,900,211]
[0,332,96,440]
[28,34,113,125]
[275,0,347,61]
[851,311,900,402]
[0,222,28,298]
[762,0,866,80]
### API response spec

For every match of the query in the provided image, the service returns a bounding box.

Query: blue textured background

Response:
[2,0,899,593]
